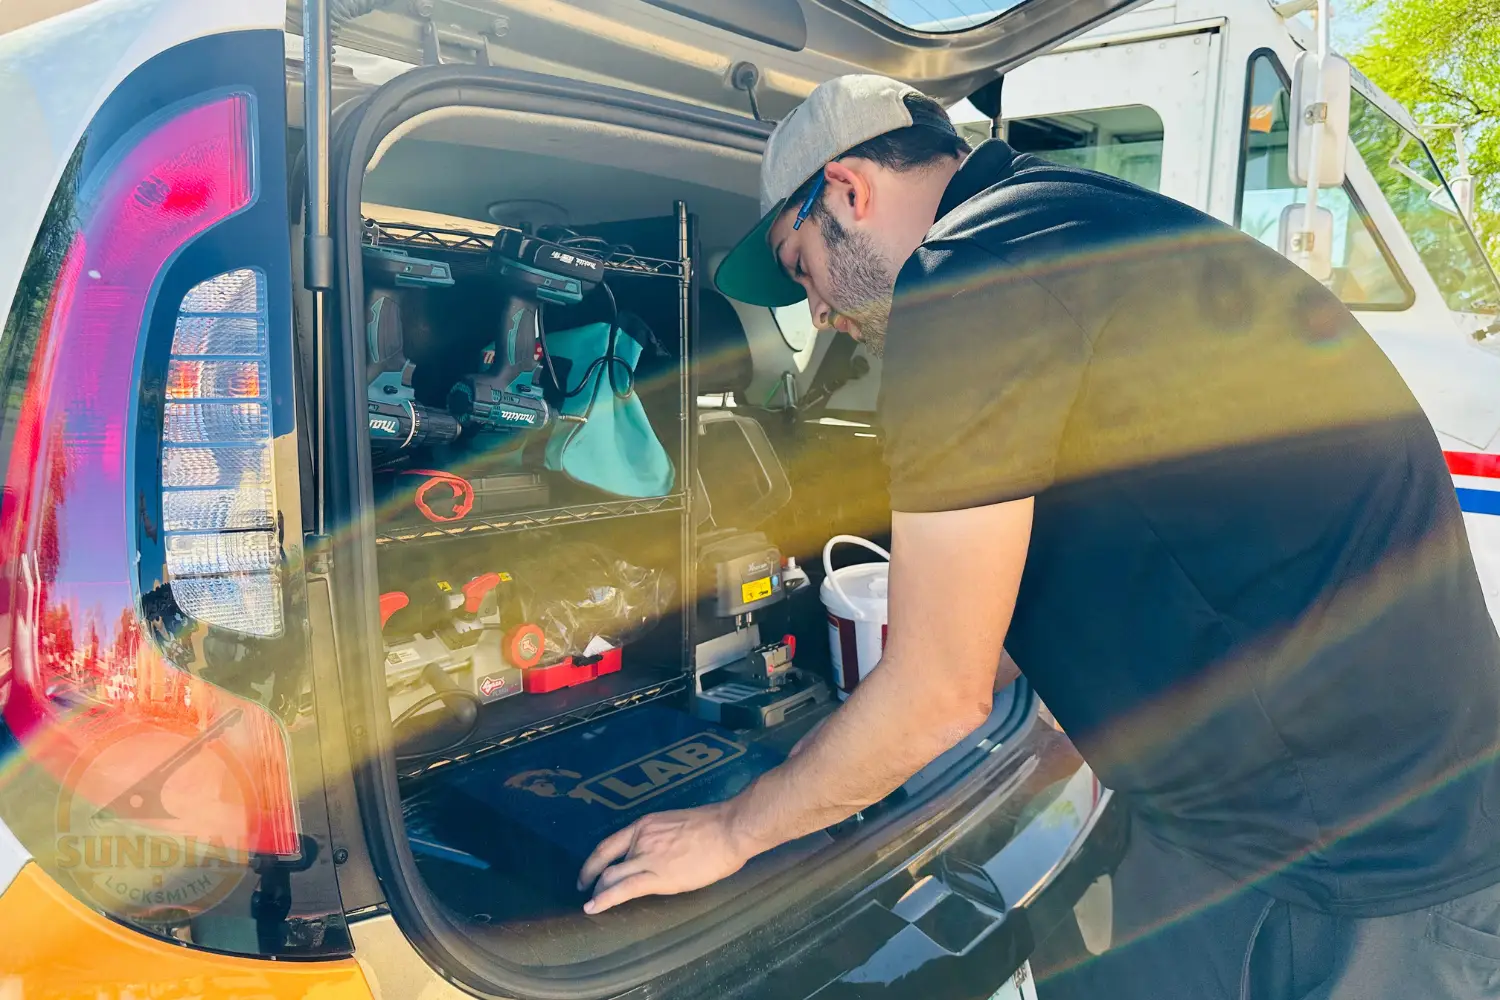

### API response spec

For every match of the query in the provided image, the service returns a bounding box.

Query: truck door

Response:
[1231,49,1500,621]
[973,27,1223,208]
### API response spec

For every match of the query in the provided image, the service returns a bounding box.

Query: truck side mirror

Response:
[1288,51,1351,188]
[1278,203,1336,282]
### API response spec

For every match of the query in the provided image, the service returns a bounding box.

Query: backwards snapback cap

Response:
[714,74,956,308]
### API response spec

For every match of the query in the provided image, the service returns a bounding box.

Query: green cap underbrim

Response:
[713,200,808,308]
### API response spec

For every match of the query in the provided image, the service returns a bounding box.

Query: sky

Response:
[1331,1,1387,54]
[864,0,1027,32]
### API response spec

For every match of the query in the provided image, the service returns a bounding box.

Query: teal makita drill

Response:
[447,229,607,450]
[363,246,463,468]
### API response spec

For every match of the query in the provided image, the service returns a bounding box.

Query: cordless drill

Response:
[447,229,606,450]
[363,246,462,467]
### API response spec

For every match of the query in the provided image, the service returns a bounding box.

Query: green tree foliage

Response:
[1350,0,1500,263]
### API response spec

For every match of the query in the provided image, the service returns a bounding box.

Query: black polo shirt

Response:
[879,139,1500,915]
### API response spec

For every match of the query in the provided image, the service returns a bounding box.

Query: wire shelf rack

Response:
[397,669,690,783]
[375,493,686,545]
[363,219,688,281]
[372,201,699,784]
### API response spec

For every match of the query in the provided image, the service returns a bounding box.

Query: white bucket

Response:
[821,535,891,700]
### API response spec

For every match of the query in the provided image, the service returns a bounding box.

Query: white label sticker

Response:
[387,647,421,666]
[987,962,1039,1000]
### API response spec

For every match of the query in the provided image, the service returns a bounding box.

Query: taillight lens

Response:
[162,267,284,638]
[0,94,298,857]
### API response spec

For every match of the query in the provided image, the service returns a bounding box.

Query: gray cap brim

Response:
[713,199,807,308]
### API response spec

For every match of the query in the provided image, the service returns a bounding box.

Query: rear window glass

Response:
[961,106,1166,192]
[955,106,1165,191]
[858,0,1030,32]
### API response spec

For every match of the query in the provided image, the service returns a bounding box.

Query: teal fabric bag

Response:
[544,319,675,498]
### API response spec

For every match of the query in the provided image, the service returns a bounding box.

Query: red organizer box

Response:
[523,647,623,694]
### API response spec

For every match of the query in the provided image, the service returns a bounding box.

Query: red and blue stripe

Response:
[1446,452,1500,515]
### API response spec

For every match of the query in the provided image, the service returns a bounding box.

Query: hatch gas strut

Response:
[303,0,335,537]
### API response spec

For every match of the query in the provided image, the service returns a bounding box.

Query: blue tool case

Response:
[412,706,785,898]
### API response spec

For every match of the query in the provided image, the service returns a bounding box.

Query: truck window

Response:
[1236,54,1411,310]
[958,106,1166,192]
[1349,95,1500,315]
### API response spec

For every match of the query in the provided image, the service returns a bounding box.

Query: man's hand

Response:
[577,801,755,914]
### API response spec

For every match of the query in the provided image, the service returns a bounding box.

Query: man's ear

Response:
[823,160,875,224]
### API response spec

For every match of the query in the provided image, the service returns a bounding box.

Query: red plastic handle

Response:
[379,592,410,629]
[463,572,502,614]
[783,634,797,659]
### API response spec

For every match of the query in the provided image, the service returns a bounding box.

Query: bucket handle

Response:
[822,535,891,622]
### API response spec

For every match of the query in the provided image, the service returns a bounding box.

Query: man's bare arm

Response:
[578,499,1033,913]
[723,499,1032,849]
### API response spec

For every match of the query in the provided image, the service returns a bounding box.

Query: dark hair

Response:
[842,93,972,169]
[787,92,971,218]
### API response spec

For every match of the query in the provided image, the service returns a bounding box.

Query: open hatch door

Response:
[302,0,1147,117]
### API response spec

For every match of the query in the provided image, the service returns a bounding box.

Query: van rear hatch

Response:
[310,0,1148,115]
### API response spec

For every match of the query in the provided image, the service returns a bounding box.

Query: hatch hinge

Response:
[412,0,444,65]
[412,1,503,67]
[731,61,764,121]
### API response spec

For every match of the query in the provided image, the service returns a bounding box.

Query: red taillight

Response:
[0,95,298,857]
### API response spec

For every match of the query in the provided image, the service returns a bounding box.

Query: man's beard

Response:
[820,212,895,359]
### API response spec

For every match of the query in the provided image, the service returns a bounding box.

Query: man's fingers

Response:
[592,857,649,896]
[577,823,639,891]
[585,871,663,915]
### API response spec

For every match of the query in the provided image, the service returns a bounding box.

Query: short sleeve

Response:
[878,242,1092,513]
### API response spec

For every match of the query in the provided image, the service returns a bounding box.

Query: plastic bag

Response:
[544,314,675,499]
[513,543,675,661]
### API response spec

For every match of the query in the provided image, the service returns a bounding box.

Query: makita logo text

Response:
[549,249,601,273]
[370,416,400,435]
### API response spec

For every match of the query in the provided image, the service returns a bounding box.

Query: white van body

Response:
[947,0,1500,621]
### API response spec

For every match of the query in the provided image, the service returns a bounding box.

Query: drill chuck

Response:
[368,396,462,465]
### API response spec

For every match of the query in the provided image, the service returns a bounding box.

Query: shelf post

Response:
[677,201,698,692]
